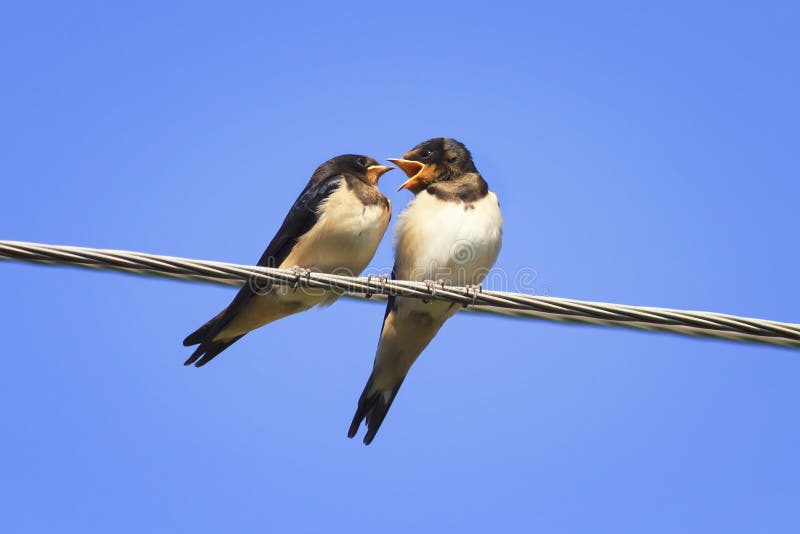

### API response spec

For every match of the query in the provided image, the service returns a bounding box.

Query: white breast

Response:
[394,190,503,286]
[281,182,391,276]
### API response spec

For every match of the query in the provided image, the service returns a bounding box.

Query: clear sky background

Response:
[1,2,798,532]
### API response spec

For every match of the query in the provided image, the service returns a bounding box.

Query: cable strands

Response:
[1,240,798,350]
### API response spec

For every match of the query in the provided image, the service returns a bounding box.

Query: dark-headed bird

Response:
[183,155,393,367]
[348,138,503,444]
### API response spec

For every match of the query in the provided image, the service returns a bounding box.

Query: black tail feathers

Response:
[182,308,242,367]
[183,309,227,347]
[348,375,404,445]
[183,335,244,367]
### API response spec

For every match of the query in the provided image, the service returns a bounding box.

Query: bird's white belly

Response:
[394,190,503,317]
[395,191,502,284]
[281,186,390,276]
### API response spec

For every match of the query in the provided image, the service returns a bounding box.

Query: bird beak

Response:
[365,164,394,185]
[387,158,426,192]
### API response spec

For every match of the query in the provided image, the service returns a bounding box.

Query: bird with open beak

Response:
[183,155,393,367]
[348,138,503,444]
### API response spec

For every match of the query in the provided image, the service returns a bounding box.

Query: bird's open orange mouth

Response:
[387,158,427,192]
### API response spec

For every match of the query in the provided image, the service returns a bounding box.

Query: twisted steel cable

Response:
[1,240,798,349]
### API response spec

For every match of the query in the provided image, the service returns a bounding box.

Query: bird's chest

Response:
[281,187,390,274]
[394,191,503,286]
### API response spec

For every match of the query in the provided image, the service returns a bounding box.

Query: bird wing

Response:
[254,176,346,268]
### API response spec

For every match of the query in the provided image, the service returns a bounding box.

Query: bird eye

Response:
[420,150,433,159]
[357,157,367,168]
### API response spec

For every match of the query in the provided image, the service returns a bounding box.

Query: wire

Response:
[1,240,798,349]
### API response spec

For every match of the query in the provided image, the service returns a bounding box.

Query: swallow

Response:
[183,155,393,367]
[348,138,503,444]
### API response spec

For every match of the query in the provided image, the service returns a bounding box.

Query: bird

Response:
[348,138,503,444]
[182,154,393,367]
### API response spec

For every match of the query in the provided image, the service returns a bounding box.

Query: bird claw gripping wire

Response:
[422,279,446,304]
[290,266,312,292]
[364,274,388,299]
[422,279,436,303]
[462,284,482,308]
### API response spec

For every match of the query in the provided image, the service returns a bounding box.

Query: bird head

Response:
[315,155,394,186]
[388,138,478,194]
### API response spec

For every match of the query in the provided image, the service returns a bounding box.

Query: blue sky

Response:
[1,2,799,532]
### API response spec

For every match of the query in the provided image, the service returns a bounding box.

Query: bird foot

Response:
[290,266,312,292]
[364,274,389,299]
[422,279,446,303]
[462,284,482,308]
